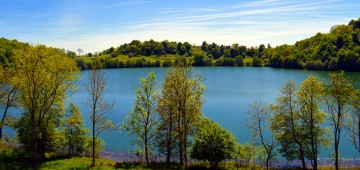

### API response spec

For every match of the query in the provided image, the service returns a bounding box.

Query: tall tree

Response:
[156,81,177,164]
[157,63,205,166]
[324,71,355,170]
[347,90,360,152]
[13,45,79,165]
[123,72,158,164]
[77,48,83,56]
[86,63,115,167]
[271,80,307,169]
[62,103,87,157]
[246,99,277,170]
[297,76,327,170]
[0,67,19,140]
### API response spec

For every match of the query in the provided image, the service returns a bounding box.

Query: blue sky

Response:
[1,0,360,53]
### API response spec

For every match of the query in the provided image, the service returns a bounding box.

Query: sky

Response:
[1,0,360,53]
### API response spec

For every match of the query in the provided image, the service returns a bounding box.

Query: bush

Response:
[235,56,244,66]
[203,58,213,66]
[76,58,88,70]
[214,58,223,66]
[155,59,161,67]
[162,59,173,67]
[252,57,263,67]
[193,54,206,66]
[223,58,235,66]
[84,137,104,158]
[191,117,237,169]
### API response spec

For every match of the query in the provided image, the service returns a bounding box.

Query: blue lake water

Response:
[69,67,359,159]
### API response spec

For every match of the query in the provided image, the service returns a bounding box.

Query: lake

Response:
[70,67,360,159]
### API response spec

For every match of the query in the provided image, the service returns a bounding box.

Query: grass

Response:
[2,142,359,169]
[39,157,116,170]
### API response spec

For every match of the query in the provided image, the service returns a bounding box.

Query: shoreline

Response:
[100,149,360,168]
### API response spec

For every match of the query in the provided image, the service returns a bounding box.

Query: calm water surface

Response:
[70,67,360,158]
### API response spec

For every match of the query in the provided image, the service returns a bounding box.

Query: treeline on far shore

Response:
[1,18,360,71]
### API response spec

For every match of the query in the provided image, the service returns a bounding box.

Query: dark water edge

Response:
[100,149,360,169]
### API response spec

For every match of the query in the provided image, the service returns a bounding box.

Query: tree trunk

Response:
[92,119,95,167]
[184,130,187,166]
[166,113,173,164]
[266,154,270,170]
[166,129,171,164]
[145,135,149,164]
[335,140,339,170]
[179,113,183,165]
[31,113,38,166]
[179,131,183,165]
[0,105,9,140]
[299,146,306,170]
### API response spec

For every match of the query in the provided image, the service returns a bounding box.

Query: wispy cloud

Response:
[1,0,358,53]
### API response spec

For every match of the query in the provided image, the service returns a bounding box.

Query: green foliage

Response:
[251,57,262,67]
[191,117,237,169]
[13,44,79,164]
[223,58,235,66]
[297,76,328,169]
[270,80,308,169]
[157,64,205,165]
[162,59,173,67]
[193,54,206,66]
[324,71,356,169]
[16,108,64,155]
[234,143,255,167]
[61,103,87,157]
[123,72,158,164]
[84,137,104,158]
[235,56,244,66]
[267,18,360,71]
[347,89,360,152]
[0,37,29,67]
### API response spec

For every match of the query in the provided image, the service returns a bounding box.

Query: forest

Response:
[1,18,360,71]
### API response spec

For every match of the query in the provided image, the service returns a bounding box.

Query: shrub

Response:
[191,117,237,169]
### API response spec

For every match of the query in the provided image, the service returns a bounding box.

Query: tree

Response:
[13,45,79,165]
[271,80,307,169]
[297,76,327,170]
[235,56,244,66]
[62,103,87,157]
[201,41,208,52]
[86,63,115,167]
[210,47,221,59]
[77,48,84,56]
[0,67,19,140]
[193,54,205,66]
[324,71,355,170]
[347,90,360,152]
[234,143,255,167]
[123,72,158,164]
[252,57,263,67]
[191,117,237,169]
[157,63,205,166]
[246,99,277,170]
